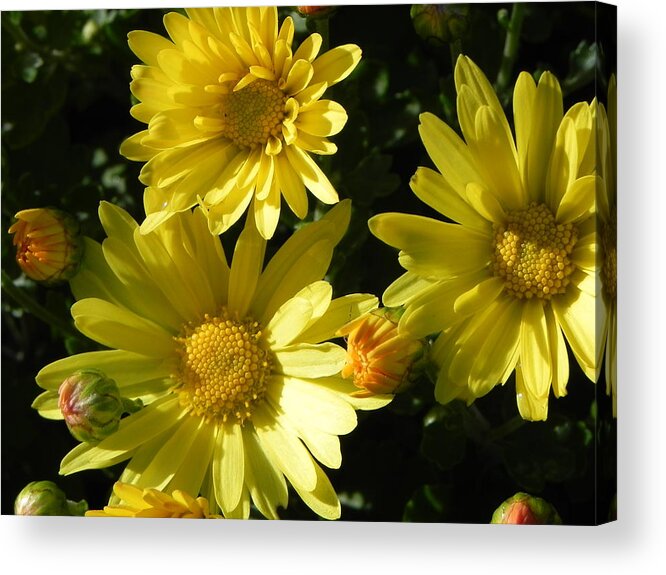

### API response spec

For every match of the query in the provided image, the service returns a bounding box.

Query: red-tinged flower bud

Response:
[297,6,337,19]
[490,492,562,525]
[410,4,471,47]
[58,369,141,444]
[8,208,83,284]
[14,480,88,516]
[339,307,426,397]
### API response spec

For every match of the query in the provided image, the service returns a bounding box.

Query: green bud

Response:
[58,369,142,444]
[14,481,88,516]
[410,4,470,47]
[490,492,562,525]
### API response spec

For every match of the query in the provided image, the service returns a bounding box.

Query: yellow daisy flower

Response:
[369,55,603,421]
[597,75,617,416]
[121,6,361,239]
[86,482,221,518]
[34,199,390,520]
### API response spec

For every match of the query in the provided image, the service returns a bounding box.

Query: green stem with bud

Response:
[1,269,84,341]
[495,3,526,104]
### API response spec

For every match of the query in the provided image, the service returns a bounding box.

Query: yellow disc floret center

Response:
[492,203,578,299]
[219,79,286,149]
[174,308,272,424]
[602,211,616,300]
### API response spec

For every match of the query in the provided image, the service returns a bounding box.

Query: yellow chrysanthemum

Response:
[86,482,221,518]
[121,6,360,239]
[369,55,604,421]
[33,199,390,520]
[597,75,617,417]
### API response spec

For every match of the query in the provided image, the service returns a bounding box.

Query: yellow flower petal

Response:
[556,175,597,224]
[521,71,563,202]
[213,422,245,514]
[253,403,317,492]
[289,459,341,520]
[72,298,175,358]
[128,30,175,66]
[167,419,217,497]
[31,390,62,420]
[448,297,522,397]
[134,415,202,491]
[382,271,437,308]
[227,216,266,317]
[269,375,357,436]
[518,298,552,407]
[296,100,347,137]
[515,367,549,421]
[545,304,569,398]
[266,281,332,347]
[546,116,578,211]
[284,144,339,204]
[410,167,489,232]
[417,111,481,197]
[299,293,378,344]
[368,213,491,278]
[252,200,350,319]
[36,349,172,391]
[551,275,601,379]
[242,425,288,519]
[311,44,361,86]
[274,343,346,378]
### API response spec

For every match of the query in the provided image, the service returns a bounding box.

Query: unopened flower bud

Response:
[410,4,470,47]
[490,492,562,525]
[8,208,83,284]
[297,6,337,19]
[338,307,426,397]
[58,369,141,444]
[14,480,88,516]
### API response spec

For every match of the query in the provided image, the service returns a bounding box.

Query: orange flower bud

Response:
[8,208,83,284]
[339,307,425,397]
[297,6,337,19]
[490,492,562,525]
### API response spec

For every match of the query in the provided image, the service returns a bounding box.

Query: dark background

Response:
[1,2,617,522]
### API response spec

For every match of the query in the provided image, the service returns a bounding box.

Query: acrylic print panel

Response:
[2,2,616,525]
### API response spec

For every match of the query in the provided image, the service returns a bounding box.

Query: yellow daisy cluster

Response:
[16,4,613,523]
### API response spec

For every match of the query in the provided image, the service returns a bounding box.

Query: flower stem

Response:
[314,14,330,53]
[487,415,526,442]
[449,38,463,71]
[495,3,526,103]
[1,270,83,341]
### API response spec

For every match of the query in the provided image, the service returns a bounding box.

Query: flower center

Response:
[492,203,578,299]
[219,79,286,149]
[601,211,616,300]
[174,309,273,424]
